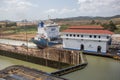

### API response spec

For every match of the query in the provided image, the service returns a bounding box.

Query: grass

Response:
[2,26,37,34]
[2,24,120,34]
[60,25,69,31]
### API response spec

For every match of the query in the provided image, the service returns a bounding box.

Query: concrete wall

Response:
[0,44,80,65]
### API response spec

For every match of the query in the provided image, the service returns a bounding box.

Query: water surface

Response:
[63,55,120,80]
[0,54,120,80]
[0,55,57,73]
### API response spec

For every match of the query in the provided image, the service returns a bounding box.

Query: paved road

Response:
[0,39,37,48]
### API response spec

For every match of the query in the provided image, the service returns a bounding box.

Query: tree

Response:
[90,20,96,24]
[101,20,117,32]
[101,23,109,29]
[6,22,17,27]
[109,20,117,31]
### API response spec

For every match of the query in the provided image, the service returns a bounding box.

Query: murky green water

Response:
[0,55,57,73]
[0,55,120,80]
[63,55,120,80]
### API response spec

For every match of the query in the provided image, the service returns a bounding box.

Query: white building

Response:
[61,26,113,54]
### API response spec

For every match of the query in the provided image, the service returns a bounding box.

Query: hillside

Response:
[52,15,120,26]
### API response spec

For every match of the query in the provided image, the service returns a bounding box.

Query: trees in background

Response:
[90,20,117,32]
[6,22,17,27]
[90,20,96,24]
[101,20,117,32]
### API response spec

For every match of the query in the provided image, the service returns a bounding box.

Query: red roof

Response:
[69,26,104,29]
[62,29,114,35]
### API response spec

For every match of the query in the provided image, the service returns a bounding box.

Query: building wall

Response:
[63,38,107,53]
[61,33,110,41]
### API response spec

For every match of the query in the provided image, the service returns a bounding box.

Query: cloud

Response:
[45,9,58,13]
[44,8,77,19]
[77,0,120,16]
[0,0,38,20]
[4,0,37,11]
[60,8,76,14]
[45,8,76,14]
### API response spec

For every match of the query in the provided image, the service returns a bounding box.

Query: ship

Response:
[31,21,62,49]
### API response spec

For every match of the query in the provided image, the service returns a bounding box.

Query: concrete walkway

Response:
[0,39,37,48]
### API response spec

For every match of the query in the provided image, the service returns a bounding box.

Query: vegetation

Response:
[101,20,117,32]
[6,22,17,27]
[60,24,69,31]
[17,26,37,34]
[90,20,96,24]
[114,25,120,34]
[2,25,37,34]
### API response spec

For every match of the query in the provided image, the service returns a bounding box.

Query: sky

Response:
[0,0,120,21]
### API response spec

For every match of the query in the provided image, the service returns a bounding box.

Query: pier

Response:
[51,52,88,76]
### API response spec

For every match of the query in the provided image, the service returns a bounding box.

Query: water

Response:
[63,55,120,80]
[0,55,57,73]
[0,55,120,80]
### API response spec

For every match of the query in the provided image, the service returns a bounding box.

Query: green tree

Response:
[101,23,109,29]
[101,21,117,32]
[109,20,117,31]
[6,22,17,27]
[90,20,96,24]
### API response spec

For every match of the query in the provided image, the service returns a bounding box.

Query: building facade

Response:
[61,26,113,54]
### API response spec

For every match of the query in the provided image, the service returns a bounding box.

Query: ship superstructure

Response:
[32,21,61,48]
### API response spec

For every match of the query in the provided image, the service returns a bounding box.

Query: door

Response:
[80,44,84,51]
[97,46,102,53]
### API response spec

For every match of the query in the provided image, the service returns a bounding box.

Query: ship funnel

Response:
[38,21,44,28]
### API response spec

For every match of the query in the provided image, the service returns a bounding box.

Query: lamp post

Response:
[22,19,28,59]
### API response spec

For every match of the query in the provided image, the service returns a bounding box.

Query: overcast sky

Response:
[0,0,120,21]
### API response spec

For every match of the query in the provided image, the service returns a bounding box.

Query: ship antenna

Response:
[48,15,53,24]
[48,15,50,20]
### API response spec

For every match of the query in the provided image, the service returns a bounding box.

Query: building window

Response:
[81,35,83,37]
[70,34,72,37]
[51,28,56,31]
[73,34,76,37]
[107,36,109,39]
[94,35,96,38]
[77,34,79,37]
[98,36,101,38]
[66,34,68,36]
[89,35,92,38]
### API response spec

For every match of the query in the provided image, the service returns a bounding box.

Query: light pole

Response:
[23,19,28,57]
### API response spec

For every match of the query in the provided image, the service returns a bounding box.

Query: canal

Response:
[0,55,57,73]
[0,54,120,80]
[63,55,120,80]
